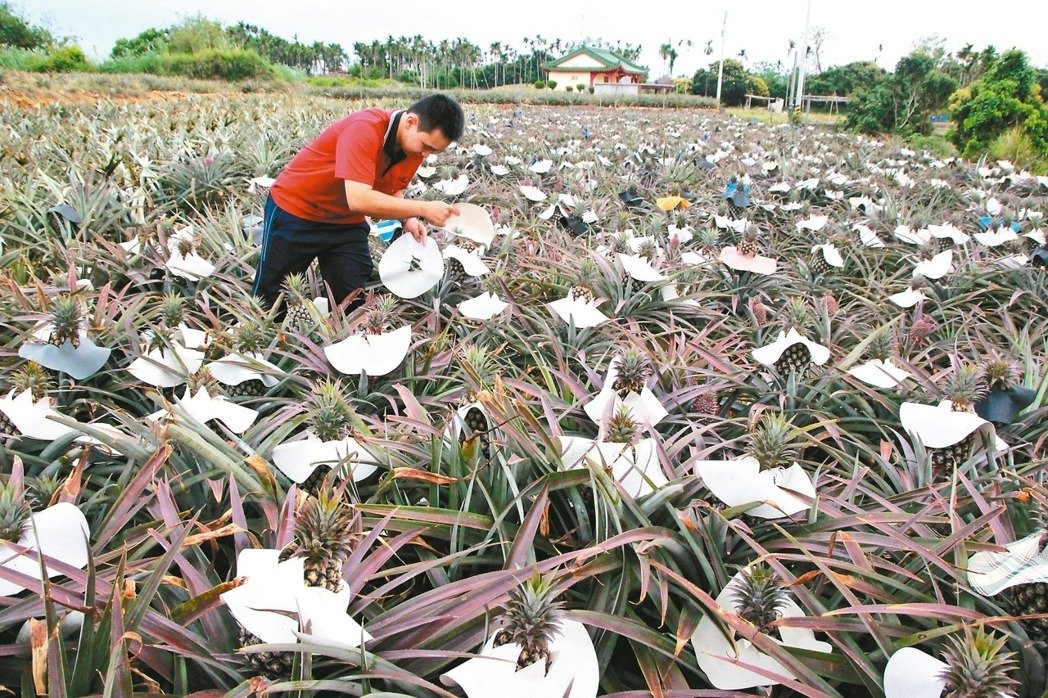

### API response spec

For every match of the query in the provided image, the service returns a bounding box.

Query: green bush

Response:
[576,83,585,92]
[97,52,163,75]
[159,49,276,81]
[950,49,1048,158]
[35,46,91,73]
[905,132,958,158]
[546,79,557,90]
[533,79,546,89]
[0,45,46,70]
[989,126,1044,171]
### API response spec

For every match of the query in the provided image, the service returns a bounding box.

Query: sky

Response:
[18,0,1048,79]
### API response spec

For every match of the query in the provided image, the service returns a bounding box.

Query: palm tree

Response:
[659,42,672,77]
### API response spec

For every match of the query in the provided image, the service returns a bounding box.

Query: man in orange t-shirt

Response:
[252,93,464,310]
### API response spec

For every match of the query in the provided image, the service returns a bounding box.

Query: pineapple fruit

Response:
[930,363,987,476]
[282,272,315,332]
[460,405,491,460]
[242,491,356,677]
[774,341,813,375]
[939,627,1019,697]
[493,574,565,673]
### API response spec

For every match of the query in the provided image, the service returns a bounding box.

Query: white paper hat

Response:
[379,235,444,298]
[443,203,496,246]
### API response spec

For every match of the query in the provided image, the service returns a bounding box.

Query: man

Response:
[252,93,465,310]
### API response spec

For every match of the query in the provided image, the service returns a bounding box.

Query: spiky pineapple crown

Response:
[460,343,496,384]
[235,319,271,356]
[605,404,641,445]
[731,563,789,634]
[159,293,184,328]
[983,357,1017,391]
[867,328,896,362]
[750,412,799,470]
[784,298,811,332]
[939,627,1019,698]
[282,272,310,302]
[361,295,399,335]
[576,258,599,288]
[293,492,355,568]
[309,379,355,442]
[175,234,196,257]
[27,475,61,510]
[0,479,31,543]
[612,348,653,397]
[496,573,565,670]
[10,362,53,401]
[699,227,720,250]
[943,362,987,413]
[186,366,219,397]
[611,232,633,255]
[635,238,658,261]
[48,295,83,347]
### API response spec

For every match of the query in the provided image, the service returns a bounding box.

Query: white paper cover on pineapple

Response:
[440,618,599,698]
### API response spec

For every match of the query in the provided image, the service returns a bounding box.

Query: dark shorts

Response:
[251,195,373,311]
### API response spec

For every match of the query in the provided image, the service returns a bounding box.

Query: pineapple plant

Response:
[750,412,799,470]
[493,574,565,673]
[0,479,31,544]
[612,348,653,398]
[939,627,1019,697]
[242,491,357,677]
[731,563,789,634]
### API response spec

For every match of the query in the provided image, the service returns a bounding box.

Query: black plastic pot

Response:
[618,189,646,211]
[559,214,589,237]
[975,386,1037,425]
[1032,248,1048,268]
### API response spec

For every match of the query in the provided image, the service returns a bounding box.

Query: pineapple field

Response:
[0,91,1047,697]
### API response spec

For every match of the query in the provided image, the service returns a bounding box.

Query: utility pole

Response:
[794,0,813,115]
[715,10,727,108]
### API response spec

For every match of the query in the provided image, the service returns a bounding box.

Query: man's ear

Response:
[403,112,418,129]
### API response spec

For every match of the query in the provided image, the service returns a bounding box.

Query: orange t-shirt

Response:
[271,108,423,224]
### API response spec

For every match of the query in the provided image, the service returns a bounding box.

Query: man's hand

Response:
[421,201,460,227]
[403,217,428,242]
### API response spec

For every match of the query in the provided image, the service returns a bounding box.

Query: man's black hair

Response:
[408,94,465,142]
